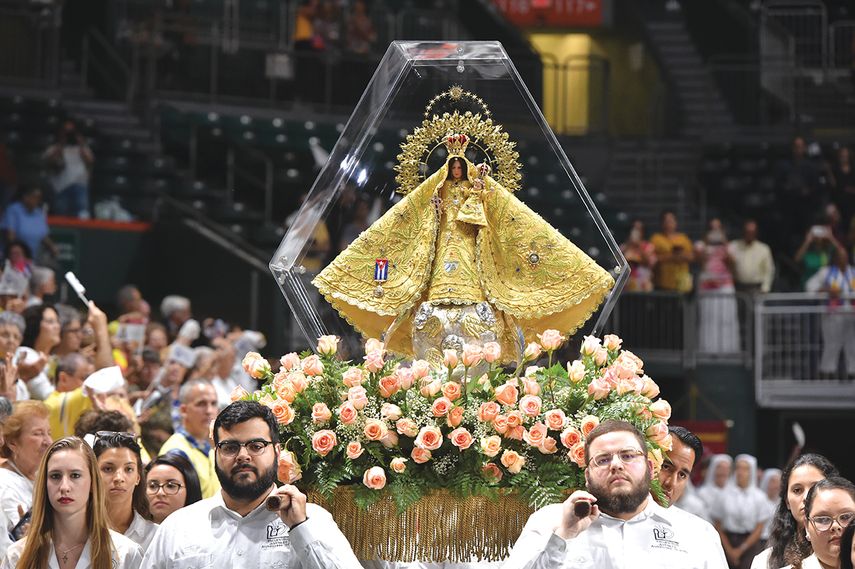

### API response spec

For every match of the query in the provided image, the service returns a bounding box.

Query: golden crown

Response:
[444,133,469,155]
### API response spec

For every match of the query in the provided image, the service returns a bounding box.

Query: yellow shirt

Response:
[159,433,221,498]
[45,388,92,440]
[650,232,694,292]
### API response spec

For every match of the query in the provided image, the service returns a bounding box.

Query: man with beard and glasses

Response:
[141,400,362,569]
[504,420,727,569]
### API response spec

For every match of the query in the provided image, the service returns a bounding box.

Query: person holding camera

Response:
[42,120,93,219]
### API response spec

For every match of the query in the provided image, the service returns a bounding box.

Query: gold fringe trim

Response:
[308,488,534,563]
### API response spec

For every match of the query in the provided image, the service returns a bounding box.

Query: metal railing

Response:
[760,0,827,69]
[540,54,610,136]
[755,293,855,409]
[829,20,855,70]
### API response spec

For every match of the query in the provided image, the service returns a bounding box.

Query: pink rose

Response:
[523,342,542,361]
[411,447,432,464]
[337,402,358,425]
[506,410,524,429]
[316,335,339,356]
[311,429,337,457]
[446,406,464,428]
[492,414,509,434]
[483,342,501,363]
[288,370,309,394]
[616,377,643,396]
[441,381,462,401]
[649,448,664,474]
[519,395,542,417]
[363,466,386,490]
[580,335,602,356]
[580,415,600,437]
[312,402,332,424]
[658,434,673,452]
[443,349,459,369]
[273,376,296,403]
[280,352,301,371]
[649,399,672,421]
[539,436,558,454]
[461,344,483,367]
[587,376,611,400]
[363,418,389,441]
[348,386,369,410]
[593,347,609,367]
[616,351,644,373]
[378,374,401,398]
[229,385,250,402]
[560,426,582,449]
[481,462,503,482]
[506,426,524,441]
[523,422,548,448]
[365,338,385,355]
[419,378,441,398]
[346,441,364,459]
[395,367,415,390]
[390,457,408,474]
[568,360,586,384]
[500,449,525,474]
[544,409,566,431]
[536,329,565,351]
[646,421,670,445]
[342,367,366,387]
[495,383,519,406]
[415,426,443,451]
[448,427,474,451]
[380,431,399,449]
[478,402,500,422]
[522,378,541,396]
[301,355,324,377]
[277,450,302,484]
[431,396,452,417]
[242,352,271,379]
[603,334,623,352]
[569,441,587,467]
[641,376,660,399]
[364,350,385,373]
[410,360,431,380]
[614,360,639,380]
[380,403,402,422]
[480,435,502,457]
[270,402,295,426]
[395,417,419,437]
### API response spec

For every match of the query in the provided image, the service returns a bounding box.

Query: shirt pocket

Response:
[169,553,214,569]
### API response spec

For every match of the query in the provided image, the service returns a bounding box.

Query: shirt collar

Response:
[598,496,672,526]
[125,511,151,539]
[176,426,212,455]
[210,486,279,521]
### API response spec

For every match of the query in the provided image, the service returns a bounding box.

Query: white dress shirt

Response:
[503,498,728,569]
[125,511,159,552]
[0,468,33,530]
[720,485,768,534]
[140,489,362,569]
[750,547,771,569]
[728,239,775,292]
[1,529,143,569]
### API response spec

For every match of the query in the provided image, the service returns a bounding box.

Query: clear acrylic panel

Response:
[270,41,628,361]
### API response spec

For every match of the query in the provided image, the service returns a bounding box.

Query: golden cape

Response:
[313,158,615,357]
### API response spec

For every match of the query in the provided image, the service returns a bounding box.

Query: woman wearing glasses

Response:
[92,431,158,552]
[796,477,855,569]
[0,436,142,568]
[143,451,202,524]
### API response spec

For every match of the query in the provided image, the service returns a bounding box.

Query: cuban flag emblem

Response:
[374,259,389,282]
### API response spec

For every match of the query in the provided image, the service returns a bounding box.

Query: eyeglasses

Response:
[588,448,645,469]
[215,439,273,457]
[809,512,855,532]
[145,480,184,496]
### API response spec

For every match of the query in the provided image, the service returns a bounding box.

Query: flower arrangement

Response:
[236,331,672,513]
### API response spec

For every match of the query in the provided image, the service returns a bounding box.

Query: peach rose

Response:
[478,402,500,422]
[420,378,442,398]
[390,457,408,474]
[569,441,587,467]
[480,435,502,457]
[640,376,660,399]
[495,383,519,406]
[242,352,271,379]
[481,462,503,482]
[568,360,586,384]
[312,402,332,424]
[539,436,558,455]
[431,396,453,417]
[580,335,601,356]
[522,378,541,396]
[277,450,302,483]
[229,385,250,402]
[337,402,358,425]
[658,433,673,452]
[288,371,309,394]
[616,350,644,373]
[316,334,339,356]
[395,367,415,390]
[593,347,609,367]
[280,352,301,371]
[365,338,385,355]
[500,449,525,474]
[483,342,501,363]
[603,334,623,352]
[363,418,389,441]
[560,426,582,449]
[649,448,664,475]
[311,429,337,457]
[523,422,548,448]
[342,367,366,387]
[270,402,295,425]
[616,377,643,396]
[443,349,459,369]
[613,360,639,380]
[461,344,483,368]
[544,409,566,431]
[378,374,401,398]
[441,381,462,401]
[259,393,275,407]
[537,329,565,351]
[646,421,669,445]
[415,426,443,450]
[346,441,364,459]
[524,366,542,378]
[273,377,296,403]
[348,386,369,410]
[380,403,402,422]
[587,376,611,400]
[363,466,386,490]
[301,355,324,377]
[580,415,600,437]
[380,431,399,449]
[519,395,542,417]
[364,350,385,373]
[410,360,431,380]
[395,417,419,437]
[523,342,542,361]
[506,426,524,440]
[446,406,464,428]
[411,447,432,464]
[492,414,509,434]
[649,399,672,421]
[449,427,474,451]
[506,410,524,429]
